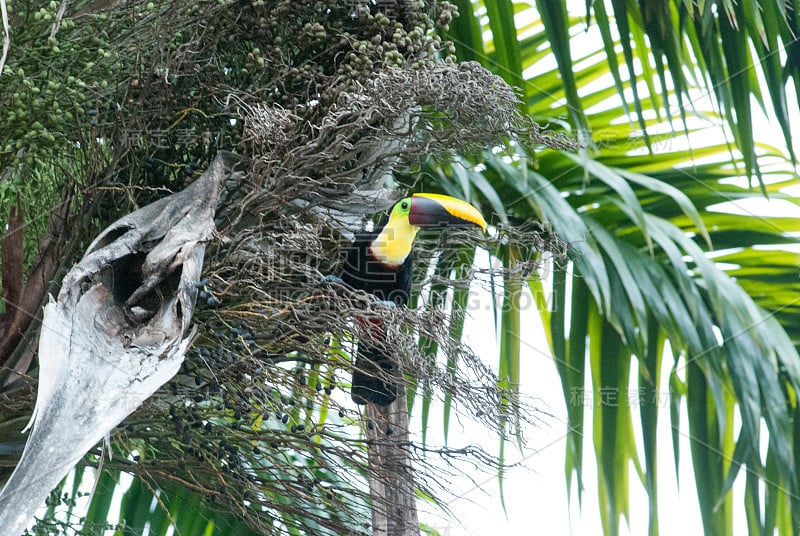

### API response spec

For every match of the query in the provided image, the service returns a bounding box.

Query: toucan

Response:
[339,193,487,406]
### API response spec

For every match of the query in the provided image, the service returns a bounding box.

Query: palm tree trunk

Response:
[365,390,419,535]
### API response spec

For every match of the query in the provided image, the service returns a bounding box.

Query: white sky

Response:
[416,256,708,535]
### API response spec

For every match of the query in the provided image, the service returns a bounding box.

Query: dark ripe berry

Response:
[281,414,289,424]
[315,381,323,392]
[338,409,345,418]
[367,420,374,430]
[133,455,141,462]
[199,290,208,299]
[306,400,313,410]
[324,387,332,395]
[195,276,210,288]
[252,446,261,454]
[205,422,212,432]
[385,426,393,436]
[298,376,307,385]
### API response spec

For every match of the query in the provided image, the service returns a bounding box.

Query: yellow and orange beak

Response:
[407,193,487,233]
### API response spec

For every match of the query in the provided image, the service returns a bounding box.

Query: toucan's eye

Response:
[400,201,409,210]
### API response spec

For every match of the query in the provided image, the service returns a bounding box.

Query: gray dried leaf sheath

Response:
[0,152,238,536]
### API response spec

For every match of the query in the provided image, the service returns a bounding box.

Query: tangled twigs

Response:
[237,62,575,222]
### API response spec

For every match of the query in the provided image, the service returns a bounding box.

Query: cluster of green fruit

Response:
[236,0,459,108]
[0,4,119,168]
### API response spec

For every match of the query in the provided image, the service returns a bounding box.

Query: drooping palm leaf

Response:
[444,2,800,535]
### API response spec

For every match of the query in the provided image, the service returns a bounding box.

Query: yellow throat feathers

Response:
[368,211,419,267]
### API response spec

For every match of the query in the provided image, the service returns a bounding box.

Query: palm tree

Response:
[0,1,551,534]
[3,1,800,535]
[435,1,800,535]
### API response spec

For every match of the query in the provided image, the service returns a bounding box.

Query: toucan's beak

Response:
[407,193,487,232]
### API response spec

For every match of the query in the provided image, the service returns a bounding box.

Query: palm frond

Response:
[444,2,800,534]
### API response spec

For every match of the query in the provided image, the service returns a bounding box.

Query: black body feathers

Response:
[340,227,412,406]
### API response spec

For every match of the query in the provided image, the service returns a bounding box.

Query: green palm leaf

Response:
[446,2,800,534]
